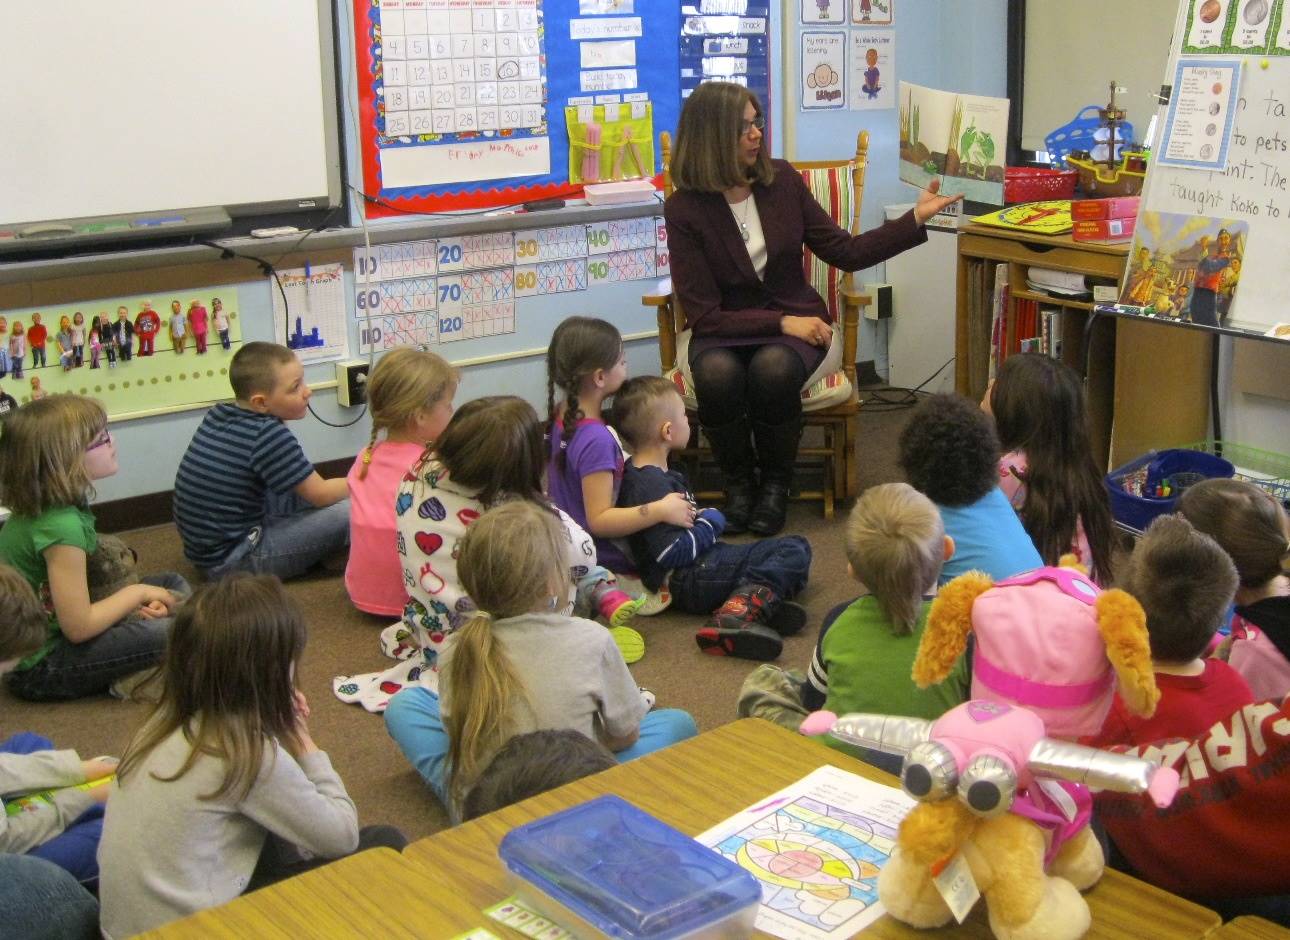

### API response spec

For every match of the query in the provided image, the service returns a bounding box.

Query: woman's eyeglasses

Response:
[87,429,113,451]
[741,115,766,136]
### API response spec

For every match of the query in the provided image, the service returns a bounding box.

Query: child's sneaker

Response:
[639,687,657,710]
[765,600,807,636]
[636,584,673,616]
[695,620,783,661]
[608,593,646,628]
[610,625,646,664]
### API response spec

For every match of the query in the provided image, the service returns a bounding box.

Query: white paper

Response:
[580,0,633,12]
[696,766,915,940]
[569,16,642,39]
[358,312,439,353]
[379,136,550,189]
[580,39,636,68]
[1185,0,1232,50]
[271,263,349,364]
[580,68,638,92]
[515,224,591,262]
[437,268,516,343]
[851,0,894,25]
[849,30,895,111]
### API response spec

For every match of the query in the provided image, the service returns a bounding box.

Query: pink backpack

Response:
[913,565,1160,739]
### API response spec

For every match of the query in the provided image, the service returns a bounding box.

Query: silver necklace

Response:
[738,194,752,242]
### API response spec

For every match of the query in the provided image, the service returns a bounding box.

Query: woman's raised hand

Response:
[914,177,964,224]
[780,315,832,347]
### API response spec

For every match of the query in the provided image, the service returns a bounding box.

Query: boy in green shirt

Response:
[802,482,970,762]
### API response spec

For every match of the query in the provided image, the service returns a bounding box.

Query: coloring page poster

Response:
[849,30,895,110]
[851,0,893,26]
[801,0,846,25]
[802,31,846,110]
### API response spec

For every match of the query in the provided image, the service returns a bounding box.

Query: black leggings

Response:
[690,343,809,427]
[246,825,408,891]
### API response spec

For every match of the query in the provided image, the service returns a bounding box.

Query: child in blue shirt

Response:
[898,392,1041,583]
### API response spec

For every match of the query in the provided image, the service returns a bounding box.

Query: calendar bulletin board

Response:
[354,0,684,216]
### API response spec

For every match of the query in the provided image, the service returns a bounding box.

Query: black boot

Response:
[748,418,801,536]
[702,418,757,534]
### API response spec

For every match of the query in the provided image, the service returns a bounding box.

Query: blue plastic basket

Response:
[1045,106,1136,167]
[1105,449,1235,535]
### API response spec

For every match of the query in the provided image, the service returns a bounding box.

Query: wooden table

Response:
[402,718,1219,939]
[136,847,438,939]
[1210,917,1290,939]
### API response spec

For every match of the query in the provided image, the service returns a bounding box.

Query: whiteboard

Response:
[0,0,341,228]
[1139,0,1290,335]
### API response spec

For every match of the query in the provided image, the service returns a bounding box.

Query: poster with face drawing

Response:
[851,0,893,25]
[801,0,846,24]
[849,30,895,110]
[802,31,846,110]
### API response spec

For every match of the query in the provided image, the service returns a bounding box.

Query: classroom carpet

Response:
[0,392,917,842]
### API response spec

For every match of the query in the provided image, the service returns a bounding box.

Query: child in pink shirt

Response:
[345,348,457,617]
[187,300,210,354]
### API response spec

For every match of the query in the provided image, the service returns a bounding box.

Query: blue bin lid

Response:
[498,795,761,939]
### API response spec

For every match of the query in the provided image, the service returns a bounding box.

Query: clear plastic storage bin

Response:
[498,795,761,939]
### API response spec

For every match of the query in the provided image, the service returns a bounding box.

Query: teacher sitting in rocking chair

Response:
[665,81,960,536]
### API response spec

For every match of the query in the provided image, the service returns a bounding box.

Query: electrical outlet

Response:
[336,359,369,407]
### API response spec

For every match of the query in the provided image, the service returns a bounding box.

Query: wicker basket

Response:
[1003,167,1077,203]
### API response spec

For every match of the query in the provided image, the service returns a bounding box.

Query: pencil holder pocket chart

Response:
[566,102,655,185]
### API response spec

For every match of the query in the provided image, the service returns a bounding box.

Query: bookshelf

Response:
[955,222,1212,470]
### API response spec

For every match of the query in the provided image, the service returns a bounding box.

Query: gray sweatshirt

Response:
[0,749,97,854]
[98,726,359,939]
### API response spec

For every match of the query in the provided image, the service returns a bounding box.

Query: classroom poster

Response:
[898,81,1008,205]
[851,0,893,25]
[802,0,846,25]
[2,288,243,418]
[271,263,349,364]
[1157,58,1242,170]
[801,31,846,110]
[849,30,894,110]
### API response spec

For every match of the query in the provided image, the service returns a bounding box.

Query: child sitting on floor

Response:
[334,396,644,713]
[1178,478,1290,701]
[99,575,406,938]
[898,392,1041,583]
[611,376,812,661]
[984,353,1116,582]
[383,501,697,818]
[801,483,970,759]
[1088,514,1253,748]
[345,347,457,617]
[0,565,115,889]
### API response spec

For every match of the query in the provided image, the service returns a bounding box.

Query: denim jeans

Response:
[384,687,698,816]
[668,536,812,614]
[5,573,191,702]
[31,345,46,367]
[0,855,99,940]
[203,494,350,582]
[0,733,105,885]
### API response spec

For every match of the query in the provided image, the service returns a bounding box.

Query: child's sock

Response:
[639,687,657,711]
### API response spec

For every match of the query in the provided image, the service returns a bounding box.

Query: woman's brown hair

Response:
[116,575,307,801]
[443,501,566,801]
[0,394,105,517]
[546,317,622,470]
[671,81,774,192]
[418,396,546,507]
[1178,478,1290,588]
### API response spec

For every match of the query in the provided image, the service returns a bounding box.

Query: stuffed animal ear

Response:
[1058,553,1089,576]
[1096,588,1160,719]
[913,572,993,688]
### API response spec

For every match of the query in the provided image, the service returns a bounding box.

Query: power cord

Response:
[199,235,369,429]
[859,356,956,411]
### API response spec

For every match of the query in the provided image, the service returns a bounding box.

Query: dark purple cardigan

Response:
[664,159,927,362]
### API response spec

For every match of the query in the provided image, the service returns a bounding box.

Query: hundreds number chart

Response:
[353,240,440,353]
[374,0,551,191]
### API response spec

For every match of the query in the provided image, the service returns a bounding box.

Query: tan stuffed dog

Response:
[85,534,139,603]
[875,563,1160,940]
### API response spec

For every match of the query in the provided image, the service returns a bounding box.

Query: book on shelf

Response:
[988,262,1008,382]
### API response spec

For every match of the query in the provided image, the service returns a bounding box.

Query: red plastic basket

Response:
[1004,167,1077,203]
